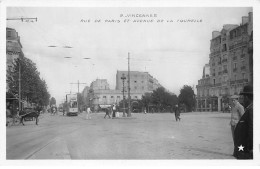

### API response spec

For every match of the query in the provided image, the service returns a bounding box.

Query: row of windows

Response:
[230,26,247,39]
[211,65,246,76]
[198,86,244,97]
[102,95,139,99]
[212,73,247,85]
[211,54,246,67]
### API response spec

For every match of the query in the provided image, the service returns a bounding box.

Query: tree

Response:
[141,92,152,111]
[50,97,56,106]
[77,93,84,111]
[7,56,50,107]
[178,85,196,112]
[140,87,178,113]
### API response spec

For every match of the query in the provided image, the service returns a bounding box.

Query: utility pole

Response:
[121,73,126,117]
[70,80,87,112]
[127,52,131,117]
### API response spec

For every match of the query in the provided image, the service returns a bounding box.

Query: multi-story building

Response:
[6,27,23,93]
[84,71,162,111]
[90,79,110,90]
[115,70,162,92]
[196,12,253,112]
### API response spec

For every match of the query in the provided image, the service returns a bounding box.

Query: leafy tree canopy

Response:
[178,85,196,112]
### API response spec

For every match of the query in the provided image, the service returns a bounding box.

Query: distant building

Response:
[84,71,162,111]
[90,79,110,90]
[116,70,162,92]
[196,12,253,112]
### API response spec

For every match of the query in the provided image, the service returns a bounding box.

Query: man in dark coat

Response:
[234,85,253,159]
[104,107,111,119]
[174,105,181,121]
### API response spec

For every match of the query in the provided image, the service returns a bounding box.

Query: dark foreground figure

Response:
[234,85,253,159]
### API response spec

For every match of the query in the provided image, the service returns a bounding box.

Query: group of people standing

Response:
[230,85,253,159]
[104,104,117,119]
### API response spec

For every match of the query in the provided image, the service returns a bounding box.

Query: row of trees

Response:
[7,56,50,108]
[118,85,196,113]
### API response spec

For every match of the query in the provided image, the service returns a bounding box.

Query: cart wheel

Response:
[13,116,21,125]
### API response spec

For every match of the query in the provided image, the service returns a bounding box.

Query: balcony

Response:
[214,83,221,87]
[229,41,248,51]
[229,45,234,50]
[222,58,228,63]
[241,66,246,71]
[222,69,228,74]
[210,51,221,57]
[230,79,248,85]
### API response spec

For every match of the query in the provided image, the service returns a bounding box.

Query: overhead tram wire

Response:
[18,7,73,56]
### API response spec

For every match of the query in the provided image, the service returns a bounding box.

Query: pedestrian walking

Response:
[112,104,116,118]
[234,85,253,159]
[104,107,111,119]
[86,107,92,120]
[174,105,181,121]
[230,95,245,157]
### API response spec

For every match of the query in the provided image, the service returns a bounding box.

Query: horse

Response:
[19,108,40,125]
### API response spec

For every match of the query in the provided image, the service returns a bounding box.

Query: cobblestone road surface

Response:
[6,111,235,160]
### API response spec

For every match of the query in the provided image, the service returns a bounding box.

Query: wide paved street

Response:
[6,111,235,160]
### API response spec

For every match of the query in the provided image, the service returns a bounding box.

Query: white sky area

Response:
[5,7,253,104]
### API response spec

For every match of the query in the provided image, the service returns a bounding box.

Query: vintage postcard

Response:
[1,0,259,167]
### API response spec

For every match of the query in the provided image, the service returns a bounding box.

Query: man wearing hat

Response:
[230,94,244,157]
[234,85,253,159]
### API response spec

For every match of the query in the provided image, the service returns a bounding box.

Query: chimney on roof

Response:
[242,16,249,25]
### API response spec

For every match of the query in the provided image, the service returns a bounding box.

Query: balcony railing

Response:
[241,54,245,59]
[222,59,228,63]
[230,79,249,85]
[222,69,228,74]
[214,83,221,87]
[210,51,221,57]
[229,41,248,51]
[241,66,246,71]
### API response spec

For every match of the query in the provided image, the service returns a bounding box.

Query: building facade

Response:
[196,12,253,112]
[84,71,162,111]
[6,27,23,93]
[115,70,162,92]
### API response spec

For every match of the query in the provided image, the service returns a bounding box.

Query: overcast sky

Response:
[5,6,252,104]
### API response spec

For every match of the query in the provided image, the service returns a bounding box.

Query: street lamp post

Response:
[121,73,126,117]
